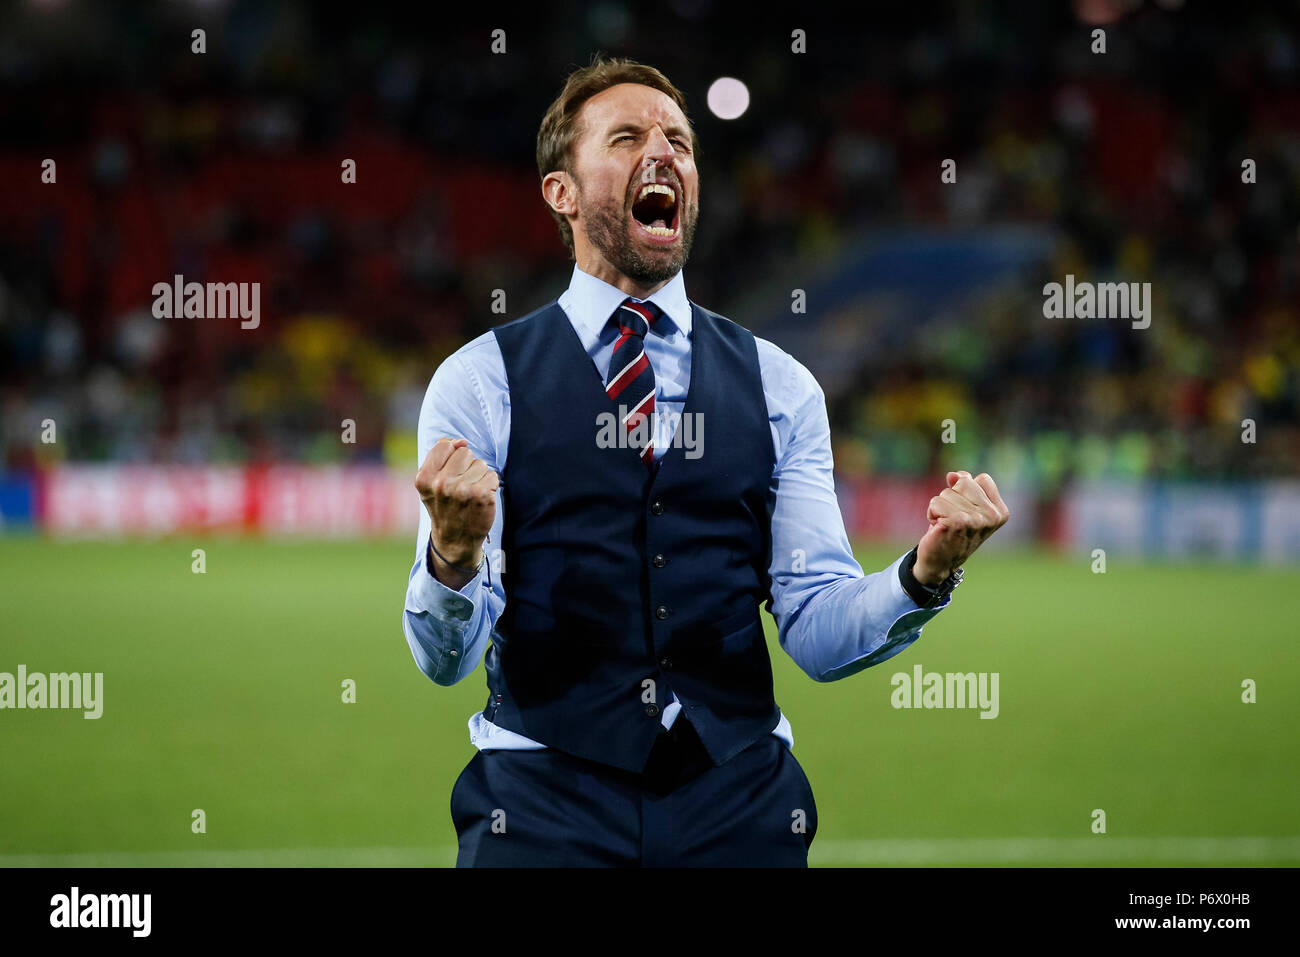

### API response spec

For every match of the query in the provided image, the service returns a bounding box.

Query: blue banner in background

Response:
[0,472,35,528]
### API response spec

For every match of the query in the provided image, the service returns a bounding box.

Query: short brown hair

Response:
[536,54,699,258]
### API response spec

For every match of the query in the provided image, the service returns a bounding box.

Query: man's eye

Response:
[614,135,634,143]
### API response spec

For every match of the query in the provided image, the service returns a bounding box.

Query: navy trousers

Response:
[450,717,818,866]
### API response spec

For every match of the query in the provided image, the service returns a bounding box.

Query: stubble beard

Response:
[580,188,699,286]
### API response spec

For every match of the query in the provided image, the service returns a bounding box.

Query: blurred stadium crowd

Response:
[1,1,1297,488]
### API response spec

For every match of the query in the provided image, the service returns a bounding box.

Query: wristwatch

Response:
[899,546,963,609]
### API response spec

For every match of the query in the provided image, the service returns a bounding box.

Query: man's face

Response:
[562,83,699,288]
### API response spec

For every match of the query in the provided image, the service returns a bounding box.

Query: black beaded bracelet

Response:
[428,535,486,576]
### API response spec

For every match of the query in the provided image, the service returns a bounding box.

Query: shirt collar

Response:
[561,264,692,348]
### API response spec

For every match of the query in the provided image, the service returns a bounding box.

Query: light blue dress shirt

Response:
[402,264,951,753]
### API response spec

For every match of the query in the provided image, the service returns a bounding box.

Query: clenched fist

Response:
[415,437,499,587]
[915,470,1010,585]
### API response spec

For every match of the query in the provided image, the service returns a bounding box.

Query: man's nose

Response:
[643,126,677,167]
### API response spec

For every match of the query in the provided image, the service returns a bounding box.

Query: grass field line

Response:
[808,835,1300,864]
[4,836,1298,867]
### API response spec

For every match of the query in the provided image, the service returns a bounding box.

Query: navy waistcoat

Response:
[486,300,779,773]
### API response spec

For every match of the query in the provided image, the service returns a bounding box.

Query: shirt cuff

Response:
[888,549,951,614]
[406,546,484,622]
[815,552,951,681]
[878,550,951,655]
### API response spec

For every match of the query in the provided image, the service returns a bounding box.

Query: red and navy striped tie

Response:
[605,297,662,467]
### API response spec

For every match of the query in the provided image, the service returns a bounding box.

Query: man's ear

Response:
[542,170,577,218]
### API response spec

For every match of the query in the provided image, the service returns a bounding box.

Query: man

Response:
[402,55,1009,867]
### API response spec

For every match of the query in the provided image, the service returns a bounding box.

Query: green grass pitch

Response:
[1,537,1296,866]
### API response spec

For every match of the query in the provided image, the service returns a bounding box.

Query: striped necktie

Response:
[604,297,662,468]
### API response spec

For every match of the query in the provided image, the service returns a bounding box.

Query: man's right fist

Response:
[415,437,499,577]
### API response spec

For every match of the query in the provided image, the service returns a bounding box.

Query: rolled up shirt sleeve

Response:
[401,346,506,687]
[761,347,951,683]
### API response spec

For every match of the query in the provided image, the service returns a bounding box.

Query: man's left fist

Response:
[915,471,1010,586]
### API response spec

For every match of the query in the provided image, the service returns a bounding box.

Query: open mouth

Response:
[630,182,680,240]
